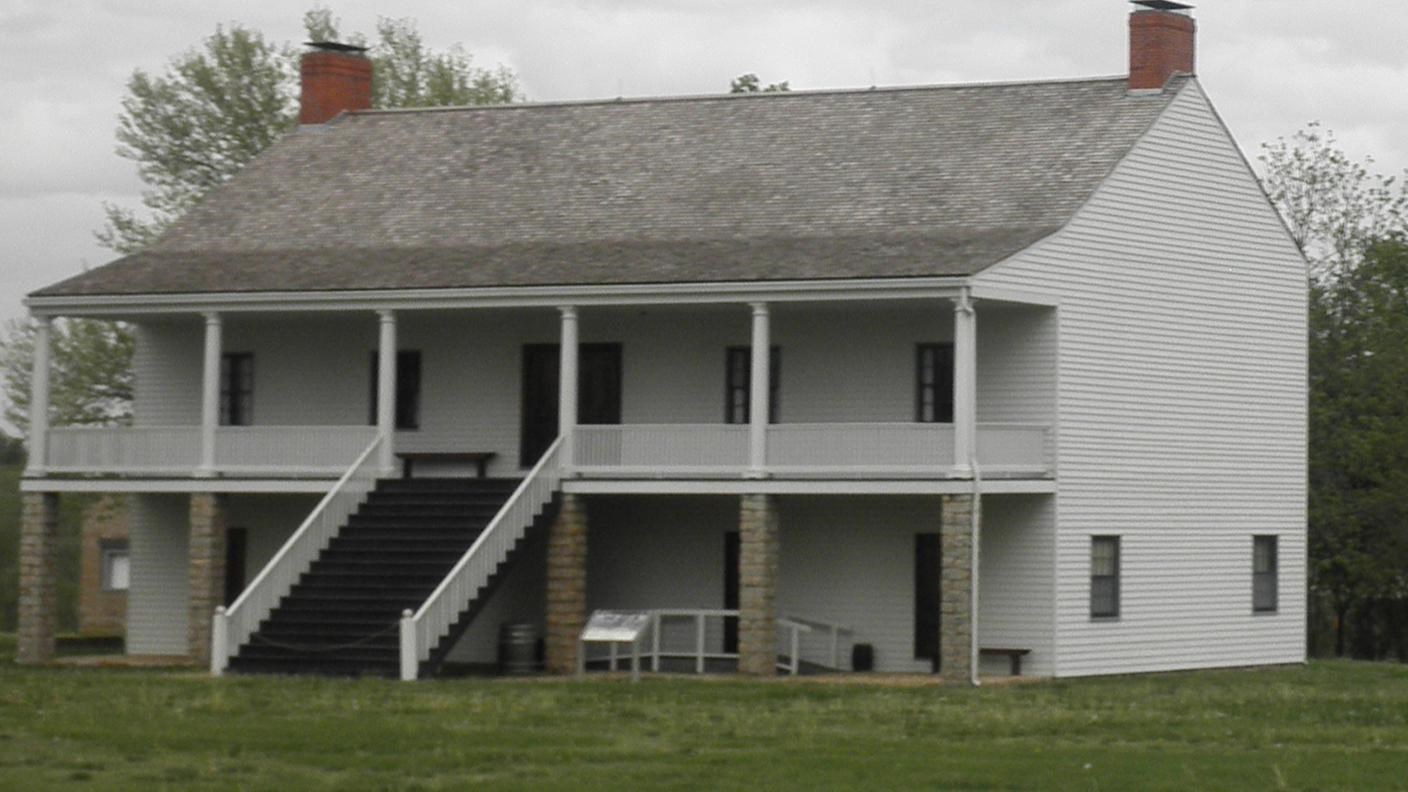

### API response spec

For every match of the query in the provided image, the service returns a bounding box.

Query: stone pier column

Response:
[738,493,780,675]
[545,493,587,674]
[17,493,60,664]
[940,493,977,685]
[187,493,227,665]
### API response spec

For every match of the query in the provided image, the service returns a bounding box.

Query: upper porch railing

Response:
[44,425,378,477]
[573,422,1052,478]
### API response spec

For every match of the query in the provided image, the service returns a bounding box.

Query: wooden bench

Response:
[979,647,1031,677]
[397,452,497,479]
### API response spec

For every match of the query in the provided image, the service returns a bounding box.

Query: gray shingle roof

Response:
[35,76,1183,298]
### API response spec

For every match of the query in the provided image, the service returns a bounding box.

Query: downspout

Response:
[970,436,983,687]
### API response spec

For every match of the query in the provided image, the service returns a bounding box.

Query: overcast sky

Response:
[2,0,1407,330]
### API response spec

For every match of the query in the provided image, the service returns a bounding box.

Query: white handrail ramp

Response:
[401,437,565,680]
[211,434,385,675]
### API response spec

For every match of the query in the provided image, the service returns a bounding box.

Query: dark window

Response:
[724,531,739,654]
[224,527,247,608]
[1090,536,1120,619]
[519,343,623,466]
[915,533,941,668]
[1253,535,1278,613]
[725,347,780,424]
[219,353,253,426]
[368,350,422,430]
[915,343,954,423]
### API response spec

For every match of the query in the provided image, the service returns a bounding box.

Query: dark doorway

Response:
[915,532,941,671]
[224,527,248,607]
[520,343,623,466]
[724,531,740,653]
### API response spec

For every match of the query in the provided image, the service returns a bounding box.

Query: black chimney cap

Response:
[1131,1,1194,11]
[304,41,369,54]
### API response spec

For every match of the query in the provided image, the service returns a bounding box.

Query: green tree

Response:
[1308,239,1408,659]
[730,73,790,93]
[0,318,135,433]
[1260,122,1408,280]
[99,9,521,253]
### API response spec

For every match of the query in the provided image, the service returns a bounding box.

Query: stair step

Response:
[344,516,487,530]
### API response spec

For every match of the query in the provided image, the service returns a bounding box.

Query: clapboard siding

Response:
[127,494,189,656]
[132,322,201,426]
[129,303,1052,473]
[977,494,1055,676]
[975,80,1307,676]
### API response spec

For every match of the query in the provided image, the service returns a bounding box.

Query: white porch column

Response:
[24,316,52,477]
[952,289,977,478]
[197,312,222,477]
[558,306,579,469]
[377,310,398,476]
[748,302,770,477]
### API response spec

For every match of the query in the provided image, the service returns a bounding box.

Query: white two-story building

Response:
[17,2,1306,682]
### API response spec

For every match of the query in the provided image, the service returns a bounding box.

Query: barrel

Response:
[499,623,539,675]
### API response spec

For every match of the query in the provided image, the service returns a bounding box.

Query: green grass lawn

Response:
[1,635,1405,791]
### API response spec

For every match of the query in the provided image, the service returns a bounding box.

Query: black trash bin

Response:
[499,623,539,675]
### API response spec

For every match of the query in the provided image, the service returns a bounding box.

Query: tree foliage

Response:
[1260,122,1408,280]
[97,9,521,254]
[1308,239,1408,659]
[730,73,790,94]
[97,26,297,255]
[0,319,134,434]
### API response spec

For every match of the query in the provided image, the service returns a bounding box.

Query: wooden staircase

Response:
[228,478,553,677]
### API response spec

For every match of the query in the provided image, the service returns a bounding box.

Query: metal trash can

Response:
[499,623,539,675]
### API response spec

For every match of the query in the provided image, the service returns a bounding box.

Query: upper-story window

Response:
[915,343,954,423]
[1253,535,1278,613]
[219,353,253,426]
[368,350,422,430]
[1090,536,1120,619]
[725,347,780,424]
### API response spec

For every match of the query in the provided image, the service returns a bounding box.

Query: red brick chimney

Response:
[299,42,372,125]
[1129,1,1196,91]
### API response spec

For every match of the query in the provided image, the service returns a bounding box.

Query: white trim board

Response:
[27,276,974,317]
[563,478,1057,495]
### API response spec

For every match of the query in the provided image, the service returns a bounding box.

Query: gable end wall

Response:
[975,80,1308,676]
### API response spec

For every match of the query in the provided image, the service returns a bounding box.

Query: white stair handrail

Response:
[211,433,384,675]
[401,437,564,680]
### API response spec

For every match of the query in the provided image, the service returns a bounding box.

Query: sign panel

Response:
[580,610,652,643]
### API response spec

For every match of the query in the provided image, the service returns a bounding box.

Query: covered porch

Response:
[23,287,1057,486]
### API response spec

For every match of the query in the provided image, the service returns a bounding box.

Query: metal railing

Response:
[210,433,385,675]
[401,437,565,681]
[580,609,852,676]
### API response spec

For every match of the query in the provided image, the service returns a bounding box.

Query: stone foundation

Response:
[738,493,780,675]
[187,493,227,666]
[940,493,976,684]
[545,493,587,674]
[17,493,59,664]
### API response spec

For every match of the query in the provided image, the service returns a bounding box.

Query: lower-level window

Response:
[1090,536,1120,619]
[101,541,130,592]
[1253,535,1278,613]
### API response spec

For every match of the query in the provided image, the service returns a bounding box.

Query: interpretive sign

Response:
[580,610,652,643]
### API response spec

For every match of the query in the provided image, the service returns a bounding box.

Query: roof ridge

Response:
[347,74,1135,118]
